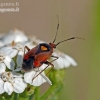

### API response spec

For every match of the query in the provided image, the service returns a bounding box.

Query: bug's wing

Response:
[26,44,41,57]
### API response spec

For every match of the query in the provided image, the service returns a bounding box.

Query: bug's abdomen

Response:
[22,57,34,72]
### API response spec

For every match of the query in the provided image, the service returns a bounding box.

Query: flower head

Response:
[0,42,24,67]
[0,29,28,45]
[52,50,77,70]
[0,51,15,71]
[0,71,27,95]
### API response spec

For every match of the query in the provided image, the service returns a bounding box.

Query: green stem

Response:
[13,93,18,100]
[18,94,29,100]
[19,96,29,100]
[35,87,40,100]
[40,83,63,100]
[29,93,34,100]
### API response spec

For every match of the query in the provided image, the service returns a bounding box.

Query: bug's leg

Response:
[44,61,54,76]
[45,56,58,76]
[32,56,58,80]
[32,64,50,80]
[24,46,30,56]
[31,68,41,83]
[32,71,37,82]
[51,55,59,62]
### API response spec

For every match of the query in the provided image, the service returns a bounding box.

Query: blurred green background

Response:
[0,0,100,100]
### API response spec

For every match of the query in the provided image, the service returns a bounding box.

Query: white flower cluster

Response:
[0,29,77,95]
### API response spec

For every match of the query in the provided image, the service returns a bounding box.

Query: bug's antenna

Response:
[55,37,85,46]
[53,15,59,43]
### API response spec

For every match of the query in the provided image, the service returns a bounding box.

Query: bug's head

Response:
[49,43,56,48]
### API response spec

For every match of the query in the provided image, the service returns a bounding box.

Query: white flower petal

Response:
[31,72,46,86]
[0,47,12,52]
[6,49,17,58]
[53,57,64,70]
[17,51,23,67]
[4,82,13,95]
[52,52,64,69]
[7,49,18,58]
[24,71,35,84]
[0,63,6,73]
[0,47,18,58]
[34,64,47,71]
[52,52,77,69]
[14,78,27,93]
[1,30,28,44]
[13,67,22,72]
[24,71,46,86]
[1,32,15,44]
[0,78,5,94]
[3,49,14,57]
[40,73,52,85]
[3,56,15,70]
[13,29,28,43]
[65,55,77,66]
[0,41,4,47]
[12,72,23,78]
[24,41,35,49]
[63,58,70,68]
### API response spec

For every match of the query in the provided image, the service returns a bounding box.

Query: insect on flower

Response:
[22,16,84,80]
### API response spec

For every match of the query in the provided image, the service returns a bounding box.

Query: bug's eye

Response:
[41,46,48,51]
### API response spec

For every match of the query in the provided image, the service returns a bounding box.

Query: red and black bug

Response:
[22,16,84,79]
